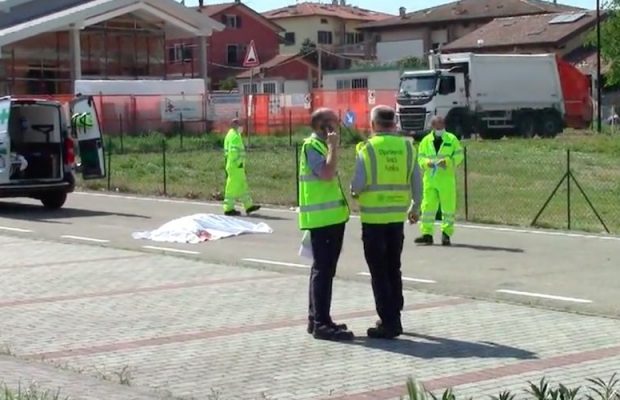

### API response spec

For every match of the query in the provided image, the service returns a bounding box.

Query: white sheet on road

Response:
[132,213,273,244]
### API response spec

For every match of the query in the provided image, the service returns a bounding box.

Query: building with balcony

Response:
[166,0,285,89]
[263,1,392,62]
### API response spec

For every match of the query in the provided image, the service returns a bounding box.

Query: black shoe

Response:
[246,205,261,215]
[313,325,354,341]
[307,320,348,334]
[414,234,433,245]
[375,320,403,335]
[367,324,401,339]
[442,232,451,246]
[224,210,241,216]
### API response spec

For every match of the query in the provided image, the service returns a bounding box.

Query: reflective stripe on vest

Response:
[298,137,349,230]
[358,135,413,224]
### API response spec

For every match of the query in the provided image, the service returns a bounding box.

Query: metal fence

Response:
[85,136,619,235]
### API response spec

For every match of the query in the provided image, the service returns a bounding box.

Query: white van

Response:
[0,95,106,209]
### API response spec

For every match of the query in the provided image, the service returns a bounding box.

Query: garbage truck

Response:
[396,52,593,139]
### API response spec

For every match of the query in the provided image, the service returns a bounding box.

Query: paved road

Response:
[1,234,619,400]
[0,191,619,317]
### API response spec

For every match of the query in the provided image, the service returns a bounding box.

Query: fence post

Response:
[162,139,167,196]
[295,143,300,207]
[107,137,112,191]
[567,149,571,230]
[118,114,124,154]
[338,109,342,145]
[179,113,184,150]
[464,146,469,221]
[289,109,293,146]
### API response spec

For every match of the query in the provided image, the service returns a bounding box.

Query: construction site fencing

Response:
[18,89,398,137]
[81,135,620,236]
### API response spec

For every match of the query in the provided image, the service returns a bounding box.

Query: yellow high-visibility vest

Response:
[298,137,349,230]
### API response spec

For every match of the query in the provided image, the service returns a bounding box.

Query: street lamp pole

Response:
[596,0,602,132]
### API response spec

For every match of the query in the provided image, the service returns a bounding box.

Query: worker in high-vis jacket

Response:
[299,107,354,342]
[415,115,464,246]
[351,105,422,339]
[223,118,260,216]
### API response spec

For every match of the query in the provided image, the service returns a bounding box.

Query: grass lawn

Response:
[80,130,620,234]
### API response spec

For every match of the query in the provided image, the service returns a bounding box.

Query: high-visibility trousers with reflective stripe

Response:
[420,176,456,236]
[223,166,253,211]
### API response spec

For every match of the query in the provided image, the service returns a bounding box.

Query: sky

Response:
[183,0,598,15]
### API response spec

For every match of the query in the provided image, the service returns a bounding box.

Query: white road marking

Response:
[461,223,620,241]
[61,235,109,243]
[242,258,310,269]
[142,246,200,255]
[75,192,294,214]
[75,191,620,241]
[0,226,33,233]
[357,272,436,284]
[496,289,593,304]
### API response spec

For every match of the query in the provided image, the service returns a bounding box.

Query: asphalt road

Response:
[1,191,619,317]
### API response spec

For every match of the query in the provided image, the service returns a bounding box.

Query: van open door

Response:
[0,97,12,185]
[69,95,106,180]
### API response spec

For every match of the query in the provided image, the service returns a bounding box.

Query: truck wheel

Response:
[446,114,469,139]
[517,114,536,138]
[539,113,562,138]
[479,128,503,140]
[41,192,67,210]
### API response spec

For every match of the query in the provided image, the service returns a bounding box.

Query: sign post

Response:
[243,40,260,145]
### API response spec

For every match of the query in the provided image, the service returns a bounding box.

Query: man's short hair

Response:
[371,105,396,129]
[430,115,444,125]
[310,107,336,129]
[231,118,240,125]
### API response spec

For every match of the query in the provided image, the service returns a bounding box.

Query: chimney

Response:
[399,6,406,17]
[234,0,240,3]
[198,0,203,7]
[340,0,345,5]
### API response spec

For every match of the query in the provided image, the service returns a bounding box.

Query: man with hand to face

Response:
[298,108,354,341]
[414,116,464,246]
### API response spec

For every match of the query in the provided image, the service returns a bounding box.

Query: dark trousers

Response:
[362,222,405,329]
[308,223,346,327]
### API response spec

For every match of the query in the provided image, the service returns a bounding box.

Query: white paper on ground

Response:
[132,213,273,244]
[298,230,313,260]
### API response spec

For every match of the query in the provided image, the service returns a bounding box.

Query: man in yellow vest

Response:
[299,107,354,341]
[223,118,260,216]
[351,105,422,339]
[415,115,464,246]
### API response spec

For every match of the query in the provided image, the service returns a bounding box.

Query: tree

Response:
[219,76,237,91]
[299,39,318,63]
[397,56,428,69]
[588,2,620,85]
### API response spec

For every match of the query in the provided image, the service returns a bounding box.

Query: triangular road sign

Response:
[243,40,260,67]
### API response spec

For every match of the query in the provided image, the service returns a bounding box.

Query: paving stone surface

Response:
[1,235,619,400]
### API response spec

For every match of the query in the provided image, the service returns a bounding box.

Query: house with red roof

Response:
[168,1,315,91]
[357,0,583,63]
[263,1,392,60]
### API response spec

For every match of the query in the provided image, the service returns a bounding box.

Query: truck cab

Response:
[0,95,106,209]
[396,68,468,140]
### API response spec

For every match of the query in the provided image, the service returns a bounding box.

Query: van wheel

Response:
[41,192,67,209]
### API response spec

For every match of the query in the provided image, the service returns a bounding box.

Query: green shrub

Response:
[0,382,69,400]
[401,375,620,400]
